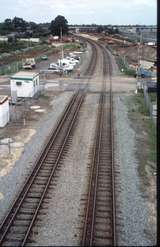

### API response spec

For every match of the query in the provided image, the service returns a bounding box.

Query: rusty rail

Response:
[81,40,117,246]
[0,91,85,246]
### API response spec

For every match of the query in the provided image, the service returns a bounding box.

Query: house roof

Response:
[10,71,39,80]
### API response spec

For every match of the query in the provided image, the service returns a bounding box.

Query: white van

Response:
[58,59,74,69]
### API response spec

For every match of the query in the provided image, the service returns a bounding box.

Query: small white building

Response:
[19,38,40,43]
[10,71,40,98]
[0,95,9,127]
[0,36,8,42]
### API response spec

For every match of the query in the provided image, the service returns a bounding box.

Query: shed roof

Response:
[10,71,39,80]
[0,95,8,104]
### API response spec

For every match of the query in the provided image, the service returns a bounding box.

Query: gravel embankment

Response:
[80,43,92,75]
[0,92,73,223]
[31,94,99,246]
[114,94,154,246]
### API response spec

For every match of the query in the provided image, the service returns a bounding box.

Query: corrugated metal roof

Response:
[10,71,39,79]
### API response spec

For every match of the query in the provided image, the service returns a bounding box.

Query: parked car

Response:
[65,56,79,64]
[62,64,74,73]
[49,62,59,69]
[48,67,63,74]
[41,55,48,60]
[69,52,80,60]
[57,59,74,69]
[48,63,62,73]
[23,58,36,69]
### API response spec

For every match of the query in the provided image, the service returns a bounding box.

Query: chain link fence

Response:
[143,85,156,125]
[0,61,23,75]
[0,44,56,76]
[116,55,136,76]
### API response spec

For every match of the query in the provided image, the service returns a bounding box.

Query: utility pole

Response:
[60,27,64,59]
[138,32,143,67]
[123,39,126,67]
[137,32,144,82]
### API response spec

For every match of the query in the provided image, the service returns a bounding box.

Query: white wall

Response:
[33,76,40,94]
[0,36,8,41]
[0,99,9,127]
[11,80,34,97]
[18,38,40,42]
[10,75,40,98]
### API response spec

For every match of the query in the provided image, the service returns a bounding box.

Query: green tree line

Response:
[0,15,69,38]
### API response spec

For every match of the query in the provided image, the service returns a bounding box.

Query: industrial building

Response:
[10,71,40,98]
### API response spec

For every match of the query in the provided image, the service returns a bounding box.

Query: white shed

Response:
[0,95,9,127]
[10,71,40,98]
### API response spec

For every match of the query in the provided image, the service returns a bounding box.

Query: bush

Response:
[116,56,136,77]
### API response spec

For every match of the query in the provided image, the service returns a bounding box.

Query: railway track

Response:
[0,91,85,246]
[0,35,117,246]
[81,40,117,246]
[0,35,99,247]
[80,37,98,77]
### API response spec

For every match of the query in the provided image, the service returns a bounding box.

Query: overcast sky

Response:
[0,0,157,25]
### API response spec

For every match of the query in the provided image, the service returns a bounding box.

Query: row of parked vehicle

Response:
[48,52,81,74]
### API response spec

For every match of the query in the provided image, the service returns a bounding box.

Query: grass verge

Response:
[116,56,136,77]
[127,92,156,179]
[148,92,157,103]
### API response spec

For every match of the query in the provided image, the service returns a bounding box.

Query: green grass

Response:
[63,43,81,50]
[145,119,156,163]
[131,92,149,116]
[127,93,156,177]
[148,92,157,103]
[0,45,57,75]
[38,94,50,99]
[116,56,136,77]
[0,61,23,75]
[0,41,33,53]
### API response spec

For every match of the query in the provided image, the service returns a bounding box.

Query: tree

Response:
[12,17,28,32]
[4,19,13,31]
[49,15,68,37]
[97,25,104,33]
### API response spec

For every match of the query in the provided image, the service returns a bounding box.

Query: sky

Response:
[0,0,157,25]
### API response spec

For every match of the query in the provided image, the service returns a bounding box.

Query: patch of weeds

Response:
[148,92,157,103]
[138,160,147,177]
[38,94,50,100]
[116,56,136,77]
[127,93,156,178]
[63,43,81,50]
[144,119,156,163]
[131,92,149,116]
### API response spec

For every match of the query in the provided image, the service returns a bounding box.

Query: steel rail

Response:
[101,42,117,245]
[0,93,78,236]
[21,93,85,246]
[81,39,117,246]
[0,91,85,246]
[0,33,99,247]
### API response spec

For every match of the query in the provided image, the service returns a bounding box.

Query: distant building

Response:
[18,38,40,42]
[0,95,9,127]
[10,71,40,98]
[0,36,8,42]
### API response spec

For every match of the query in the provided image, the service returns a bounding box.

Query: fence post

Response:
[143,85,156,125]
